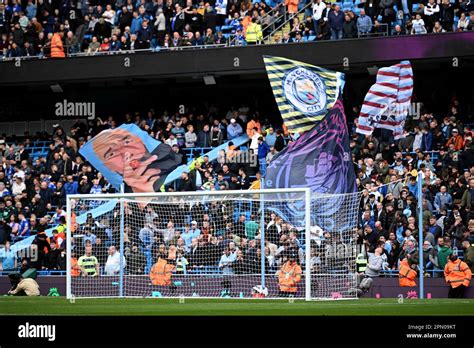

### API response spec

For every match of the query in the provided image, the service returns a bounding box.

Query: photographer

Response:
[7,273,40,296]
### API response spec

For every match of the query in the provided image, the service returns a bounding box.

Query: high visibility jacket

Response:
[50,33,65,58]
[246,119,261,138]
[398,258,417,287]
[356,253,367,273]
[245,23,263,43]
[277,261,302,292]
[71,213,77,233]
[444,258,472,288]
[150,258,175,286]
[71,257,81,277]
[284,0,300,13]
[282,123,289,137]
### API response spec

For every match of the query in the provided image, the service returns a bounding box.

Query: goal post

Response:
[66,188,359,300]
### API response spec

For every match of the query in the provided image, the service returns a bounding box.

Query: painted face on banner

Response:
[92,128,147,174]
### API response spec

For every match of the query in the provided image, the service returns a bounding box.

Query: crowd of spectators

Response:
[0,98,473,280]
[1,0,474,59]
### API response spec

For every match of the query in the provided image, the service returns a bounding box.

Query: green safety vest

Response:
[356,253,367,272]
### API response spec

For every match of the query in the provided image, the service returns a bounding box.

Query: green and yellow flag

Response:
[263,55,345,134]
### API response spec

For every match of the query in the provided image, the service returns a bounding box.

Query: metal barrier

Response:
[263,1,313,43]
[357,23,389,37]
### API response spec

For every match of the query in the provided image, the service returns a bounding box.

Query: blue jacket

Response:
[328,11,344,30]
[356,14,372,33]
[422,131,433,151]
[434,192,453,211]
[258,141,270,159]
[64,181,78,195]
[227,123,243,140]
[265,133,276,147]
[130,16,143,34]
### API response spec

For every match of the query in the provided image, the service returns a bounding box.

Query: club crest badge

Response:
[282,67,327,116]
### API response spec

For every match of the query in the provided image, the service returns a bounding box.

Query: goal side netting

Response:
[66,188,360,300]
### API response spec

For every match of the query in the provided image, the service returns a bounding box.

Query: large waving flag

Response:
[356,60,413,140]
[263,55,344,134]
[79,124,182,193]
[263,57,357,229]
[265,99,357,195]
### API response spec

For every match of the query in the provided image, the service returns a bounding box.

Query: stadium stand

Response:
[0,96,474,283]
[0,0,473,59]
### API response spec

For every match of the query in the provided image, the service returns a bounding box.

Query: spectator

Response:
[411,13,427,34]
[328,5,344,40]
[357,9,372,35]
[105,245,126,275]
[77,245,100,277]
[218,248,236,274]
[227,118,243,140]
[342,13,357,38]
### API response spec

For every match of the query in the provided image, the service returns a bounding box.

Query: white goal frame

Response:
[66,188,334,301]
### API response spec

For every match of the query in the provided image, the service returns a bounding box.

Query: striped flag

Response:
[263,55,345,134]
[356,60,413,140]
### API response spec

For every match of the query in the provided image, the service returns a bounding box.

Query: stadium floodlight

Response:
[50,84,64,93]
[367,66,379,76]
[203,75,216,85]
[66,188,359,300]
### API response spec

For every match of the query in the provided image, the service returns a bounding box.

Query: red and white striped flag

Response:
[356,61,413,140]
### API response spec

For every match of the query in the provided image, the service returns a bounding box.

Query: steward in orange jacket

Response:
[444,253,472,298]
[284,0,299,14]
[246,118,261,138]
[149,257,175,286]
[398,258,417,287]
[50,32,65,58]
[71,257,81,277]
[277,257,302,296]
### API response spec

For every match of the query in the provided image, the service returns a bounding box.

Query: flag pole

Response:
[417,171,424,299]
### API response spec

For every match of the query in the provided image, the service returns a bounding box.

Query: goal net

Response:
[66,188,359,300]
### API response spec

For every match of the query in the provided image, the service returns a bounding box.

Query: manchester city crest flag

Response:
[263,55,345,134]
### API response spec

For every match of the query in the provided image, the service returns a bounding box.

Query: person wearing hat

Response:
[227,118,243,140]
[277,253,302,296]
[444,251,472,298]
[446,128,464,151]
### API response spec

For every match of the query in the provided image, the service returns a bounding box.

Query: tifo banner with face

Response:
[356,60,413,140]
[263,55,345,134]
[79,124,182,193]
[265,99,357,195]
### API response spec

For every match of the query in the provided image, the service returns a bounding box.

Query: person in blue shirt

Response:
[0,241,17,271]
[191,221,201,236]
[227,118,243,140]
[64,175,78,195]
[181,224,195,247]
[257,137,270,162]
[265,127,276,147]
[83,227,97,247]
[17,212,30,239]
[90,179,103,195]
[434,186,453,213]
[130,11,143,34]
[406,176,418,197]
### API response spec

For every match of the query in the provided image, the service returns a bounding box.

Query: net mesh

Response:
[67,189,361,300]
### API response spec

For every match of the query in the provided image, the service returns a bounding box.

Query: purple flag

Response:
[265,99,357,195]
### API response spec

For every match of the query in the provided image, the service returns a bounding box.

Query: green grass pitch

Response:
[1,297,474,316]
